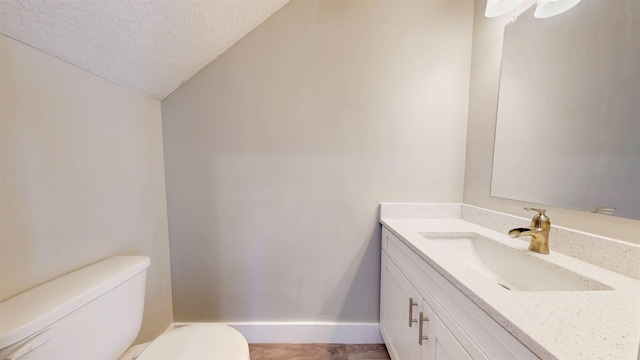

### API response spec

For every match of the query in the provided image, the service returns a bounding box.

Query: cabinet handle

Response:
[418,311,429,345]
[408,297,418,327]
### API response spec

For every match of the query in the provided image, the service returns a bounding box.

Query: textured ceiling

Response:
[0,0,289,100]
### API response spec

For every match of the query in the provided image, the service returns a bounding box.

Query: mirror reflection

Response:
[491,0,640,220]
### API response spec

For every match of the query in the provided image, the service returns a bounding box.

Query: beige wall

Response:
[463,0,640,244]
[0,34,173,342]
[162,0,474,322]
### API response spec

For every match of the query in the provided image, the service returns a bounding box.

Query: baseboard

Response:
[172,322,383,344]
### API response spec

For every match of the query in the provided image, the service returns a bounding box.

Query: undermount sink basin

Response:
[419,232,612,292]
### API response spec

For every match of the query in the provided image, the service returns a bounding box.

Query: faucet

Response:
[509,208,550,254]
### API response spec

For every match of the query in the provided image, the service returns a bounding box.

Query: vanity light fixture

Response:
[485,0,582,18]
[485,0,527,18]
[534,0,581,18]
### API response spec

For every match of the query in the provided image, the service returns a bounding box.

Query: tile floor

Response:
[249,343,391,360]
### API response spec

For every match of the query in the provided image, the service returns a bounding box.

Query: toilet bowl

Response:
[0,256,250,360]
[119,324,249,360]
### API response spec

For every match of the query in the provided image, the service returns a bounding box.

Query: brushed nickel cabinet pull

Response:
[419,311,429,345]
[408,297,418,327]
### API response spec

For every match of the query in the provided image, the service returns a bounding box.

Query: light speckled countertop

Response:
[381,217,640,360]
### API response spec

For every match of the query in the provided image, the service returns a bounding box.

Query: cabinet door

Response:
[420,300,472,360]
[381,253,421,360]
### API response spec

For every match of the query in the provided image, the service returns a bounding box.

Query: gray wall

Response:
[162,0,474,322]
[0,34,173,342]
[464,0,640,244]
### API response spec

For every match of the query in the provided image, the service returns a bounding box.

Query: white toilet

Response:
[0,256,249,360]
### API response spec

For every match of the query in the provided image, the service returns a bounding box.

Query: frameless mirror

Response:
[491,0,640,220]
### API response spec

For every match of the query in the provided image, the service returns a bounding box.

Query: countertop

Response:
[381,217,640,360]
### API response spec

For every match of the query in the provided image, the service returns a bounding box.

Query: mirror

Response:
[491,0,640,220]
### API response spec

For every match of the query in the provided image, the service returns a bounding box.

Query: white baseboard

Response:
[172,322,383,344]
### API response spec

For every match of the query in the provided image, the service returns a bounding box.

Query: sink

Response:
[419,232,612,292]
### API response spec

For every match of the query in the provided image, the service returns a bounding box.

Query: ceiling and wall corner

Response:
[1,33,174,342]
[0,0,289,100]
[161,0,474,323]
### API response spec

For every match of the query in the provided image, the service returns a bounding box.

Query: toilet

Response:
[0,256,249,360]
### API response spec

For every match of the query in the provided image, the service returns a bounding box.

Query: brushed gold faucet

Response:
[508,208,550,254]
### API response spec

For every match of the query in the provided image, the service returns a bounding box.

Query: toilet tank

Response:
[0,256,150,360]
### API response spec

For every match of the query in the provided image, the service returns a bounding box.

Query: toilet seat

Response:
[135,324,249,360]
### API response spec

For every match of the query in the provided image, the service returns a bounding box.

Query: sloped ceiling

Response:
[0,0,289,100]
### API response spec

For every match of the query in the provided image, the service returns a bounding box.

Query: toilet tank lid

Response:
[0,256,150,349]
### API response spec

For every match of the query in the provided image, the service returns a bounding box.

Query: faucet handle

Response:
[524,208,550,228]
[524,207,546,215]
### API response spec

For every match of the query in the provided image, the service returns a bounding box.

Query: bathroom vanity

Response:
[379,204,640,360]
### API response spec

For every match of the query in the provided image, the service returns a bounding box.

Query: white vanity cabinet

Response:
[382,252,471,360]
[381,252,422,360]
[380,226,538,360]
